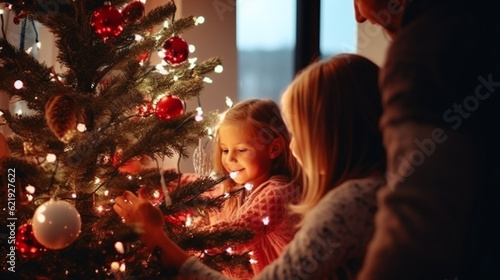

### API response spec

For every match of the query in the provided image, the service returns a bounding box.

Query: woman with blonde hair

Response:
[114,53,386,279]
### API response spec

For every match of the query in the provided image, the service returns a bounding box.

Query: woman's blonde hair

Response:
[213,99,300,216]
[281,53,385,222]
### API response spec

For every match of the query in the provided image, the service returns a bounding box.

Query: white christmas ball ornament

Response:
[32,199,82,249]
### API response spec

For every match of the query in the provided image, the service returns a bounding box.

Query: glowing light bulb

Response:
[72,193,77,198]
[194,16,205,25]
[77,123,87,132]
[14,80,24,89]
[244,183,253,191]
[229,171,239,179]
[17,109,22,115]
[119,263,126,272]
[110,262,119,271]
[114,241,125,254]
[25,185,35,194]
[214,65,223,73]
[46,153,56,162]
[226,247,233,254]
[225,96,233,108]
[185,216,193,227]
[96,205,104,212]
[189,44,196,53]
[134,34,143,41]
[262,217,269,226]
[203,77,213,83]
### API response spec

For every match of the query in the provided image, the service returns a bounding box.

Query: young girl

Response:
[206,99,301,277]
[114,53,386,279]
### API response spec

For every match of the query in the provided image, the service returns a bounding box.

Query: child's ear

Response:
[269,138,284,159]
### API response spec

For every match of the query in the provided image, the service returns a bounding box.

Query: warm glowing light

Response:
[157,50,166,59]
[14,80,24,89]
[114,242,125,254]
[224,193,230,198]
[46,153,57,162]
[95,177,101,184]
[110,262,119,271]
[134,34,143,41]
[119,263,126,272]
[244,183,253,191]
[194,16,205,25]
[226,247,233,254]
[96,205,104,212]
[188,57,198,64]
[262,217,269,226]
[203,77,213,83]
[27,194,33,201]
[195,114,203,122]
[229,171,239,179]
[163,21,169,28]
[249,259,258,264]
[153,190,160,198]
[104,190,109,196]
[185,216,193,227]
[36,42,41,49]
[127,175,133,180]
[72,193,77,198]
[26,47,33,54]
[214,65,223,73]
[17,109,22,115]
[189,44,196,53]
[225,96,233,108]
[77,123,87,132]
[173,75,179,81]
[25,185,36,194]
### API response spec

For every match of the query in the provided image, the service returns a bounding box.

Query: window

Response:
[236,0,296,102]
[320,0,356,58]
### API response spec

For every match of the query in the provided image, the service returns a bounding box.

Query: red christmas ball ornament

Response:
[90,4,123,39]
[15,223,47,259]
[154,95,185,120]
[122,1,145,24]
[162,36,189,66]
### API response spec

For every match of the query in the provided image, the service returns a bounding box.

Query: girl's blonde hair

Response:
[281,53,385,223]
[213,99,300,215]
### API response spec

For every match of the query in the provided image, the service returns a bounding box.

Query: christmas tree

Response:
[0,1,252,278]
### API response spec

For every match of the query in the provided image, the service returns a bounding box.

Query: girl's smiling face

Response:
[218,122,274,187]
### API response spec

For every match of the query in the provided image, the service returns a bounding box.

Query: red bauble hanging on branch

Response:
[90,4,123,39]
[122,1,145,24]
[15,223,47,259]
[162,36,189,66]
[154,95,185,120]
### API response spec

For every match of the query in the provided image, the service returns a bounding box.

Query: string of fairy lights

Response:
[1,0,272,274]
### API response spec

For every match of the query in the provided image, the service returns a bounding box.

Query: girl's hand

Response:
[113,188,165,249]
[113,188,190,270]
